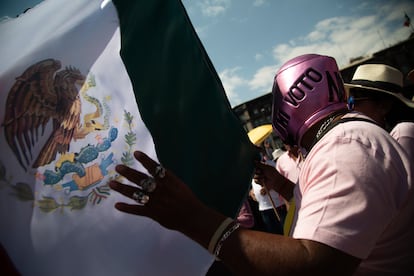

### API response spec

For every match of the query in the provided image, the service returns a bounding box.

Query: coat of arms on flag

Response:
[2,57,119,209]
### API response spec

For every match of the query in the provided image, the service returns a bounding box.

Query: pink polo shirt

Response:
[292,114,414,275]
[390,121,414,159]
[275,151,301,184]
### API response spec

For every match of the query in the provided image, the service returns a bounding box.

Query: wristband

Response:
[208,217,233,254]
[213,221,240,259]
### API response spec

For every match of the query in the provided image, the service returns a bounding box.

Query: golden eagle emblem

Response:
[2,59,103,170]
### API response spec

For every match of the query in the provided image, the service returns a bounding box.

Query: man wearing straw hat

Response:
[345,63,414,159]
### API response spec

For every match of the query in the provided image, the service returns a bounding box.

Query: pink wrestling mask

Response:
[272,54,347,147]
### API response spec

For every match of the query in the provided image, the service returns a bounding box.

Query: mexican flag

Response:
[0,0,257,275]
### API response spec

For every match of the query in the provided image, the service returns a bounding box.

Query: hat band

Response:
[350,80,402,94]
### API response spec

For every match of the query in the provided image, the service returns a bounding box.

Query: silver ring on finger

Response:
[132,190,150,205]
[154,165,166,179]
[140,177,157,193]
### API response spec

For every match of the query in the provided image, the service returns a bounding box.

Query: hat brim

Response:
[272,152,284,160]
[407,69,414,82]
[344,83,414,108]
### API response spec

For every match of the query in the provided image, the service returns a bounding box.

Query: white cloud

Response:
[307,30,326,42]
[248,65,278,92]
[219,67,246,104]
[192,24,209,40]
[379,2,412,22]
[254,53,263,61]
[253,0,266,7]
[219,65,278,106]
[200,0,231,17]
[271,10,412,68]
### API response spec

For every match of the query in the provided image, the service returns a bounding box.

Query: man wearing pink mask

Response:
[110,54,414,275]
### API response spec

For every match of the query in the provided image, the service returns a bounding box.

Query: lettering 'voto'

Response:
[273,66,345,141]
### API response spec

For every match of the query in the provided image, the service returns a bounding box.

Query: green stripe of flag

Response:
[113,0,259,217]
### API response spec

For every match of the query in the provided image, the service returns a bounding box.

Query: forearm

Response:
[276,177,295,202]
[179,205,359,276]
[177,203,228,250]
[266,169,295,201]
[218,229,305,275]
[254,162,296,201]
[179,207,310,275]
[177,200,308,275]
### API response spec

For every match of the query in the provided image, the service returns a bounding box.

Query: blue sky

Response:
[1,0,414,107]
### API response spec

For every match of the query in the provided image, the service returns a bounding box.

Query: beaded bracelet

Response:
[213,221,240,259]
[208,217,234,254]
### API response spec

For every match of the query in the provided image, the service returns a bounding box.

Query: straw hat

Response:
[407,69,414,83]
[344,64,414,108]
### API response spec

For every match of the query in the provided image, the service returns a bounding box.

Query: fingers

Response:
[114,202,143,216]
[115,165,147,187]
[109,180,137,200]
[114,151,165,193]
[110,179,155,210]
[134,151,162,178]
[110,151,165,212]
[109,150,204,231]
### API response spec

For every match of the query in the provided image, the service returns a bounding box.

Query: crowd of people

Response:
[109,54,414,275]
